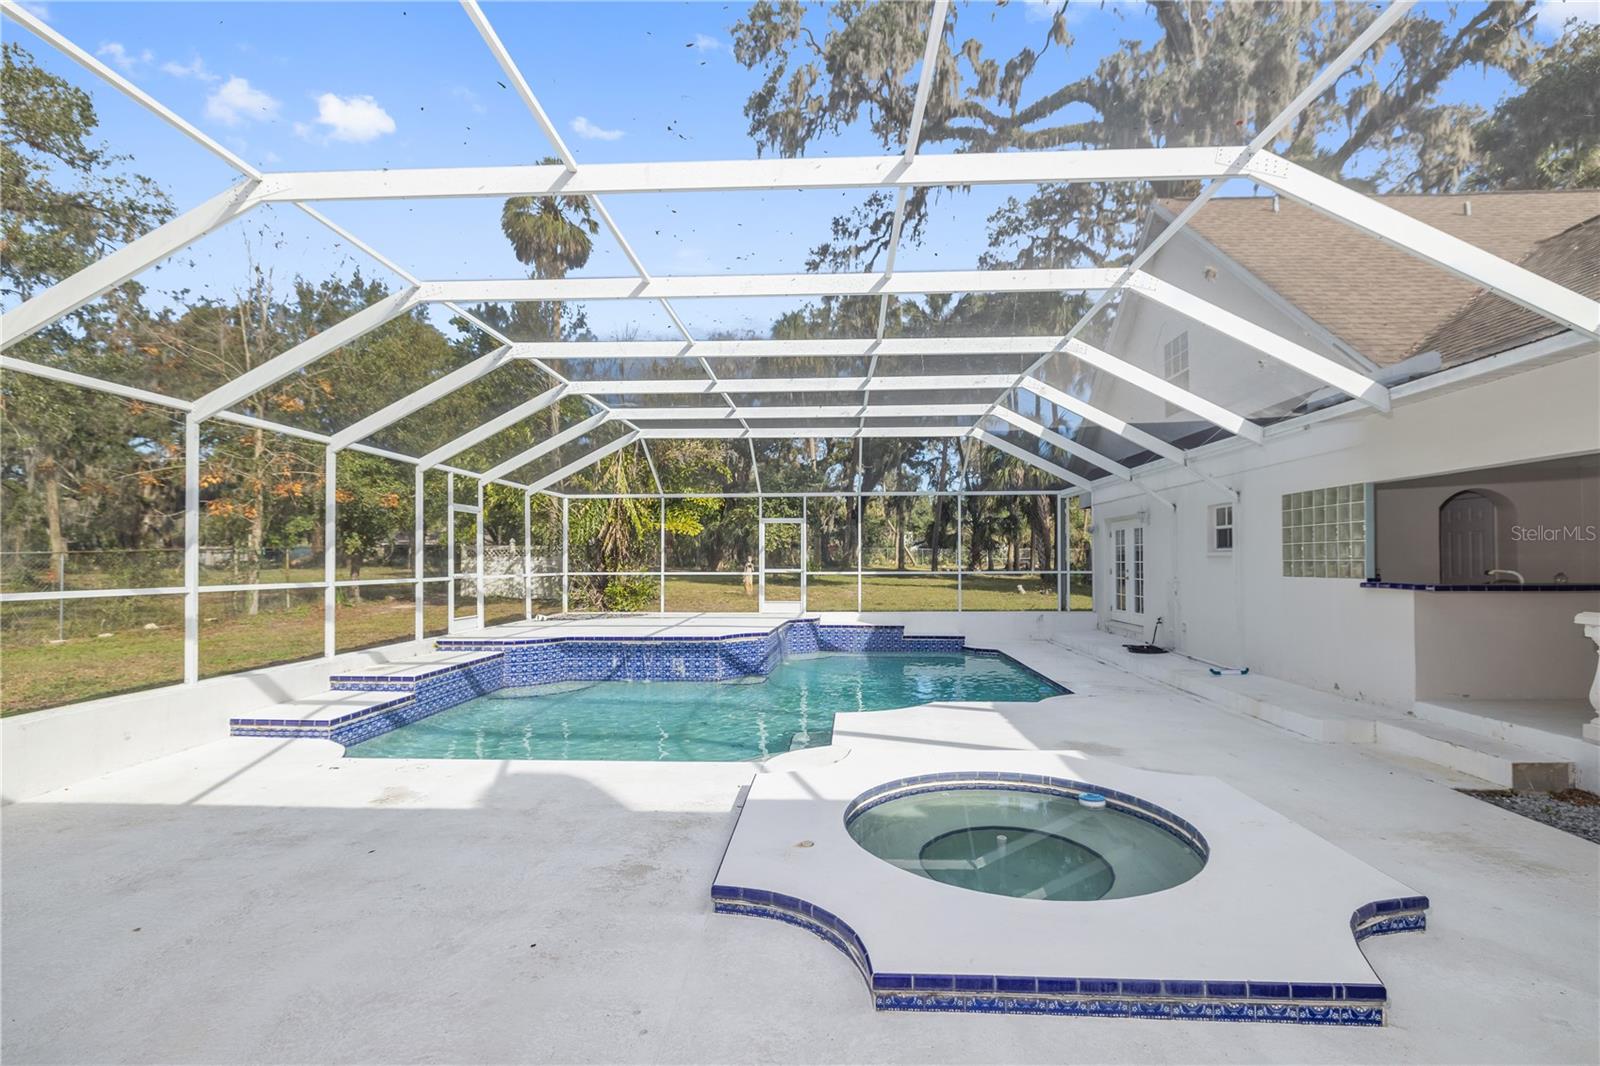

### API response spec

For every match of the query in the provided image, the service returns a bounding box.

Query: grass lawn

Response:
[661,573,1091,613]
[1,596,450,716]
[2,576,1092,716]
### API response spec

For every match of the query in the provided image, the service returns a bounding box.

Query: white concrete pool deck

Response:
[3,629,1597,1064]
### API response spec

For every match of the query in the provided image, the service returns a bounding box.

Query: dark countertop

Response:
[1359,581,1600,592]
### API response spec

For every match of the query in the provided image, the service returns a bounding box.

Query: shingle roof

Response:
[1418,215,1600,368]
[1155,189,1600,367]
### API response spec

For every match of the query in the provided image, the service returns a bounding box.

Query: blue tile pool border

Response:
[710,879,1426,1025]
[712,768,1427,1025]
[229,620,1069,748]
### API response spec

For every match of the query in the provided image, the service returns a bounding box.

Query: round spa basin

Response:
[844,783,1206,901]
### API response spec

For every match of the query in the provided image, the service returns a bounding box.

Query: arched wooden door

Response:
[1439,490,1497,584]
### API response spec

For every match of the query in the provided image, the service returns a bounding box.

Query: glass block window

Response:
[1282,485,1366,578]
[1211,503,1234,552]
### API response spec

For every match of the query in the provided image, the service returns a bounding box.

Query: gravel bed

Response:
[1460,788,1600,845]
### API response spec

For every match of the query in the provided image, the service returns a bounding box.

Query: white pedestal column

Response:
[1579,611,1600,744]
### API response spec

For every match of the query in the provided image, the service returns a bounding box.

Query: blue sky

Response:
[7,1,1590,338]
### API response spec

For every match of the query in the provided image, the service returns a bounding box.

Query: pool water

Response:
[344,651,1063,761]
[846,787,1206,901]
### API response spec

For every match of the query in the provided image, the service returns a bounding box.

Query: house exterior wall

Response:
[1088,348,1600,709]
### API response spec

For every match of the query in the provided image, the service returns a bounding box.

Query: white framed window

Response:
[1210,503,1234,553]
[1162,332,1189,415]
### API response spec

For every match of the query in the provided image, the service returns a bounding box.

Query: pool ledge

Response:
[711,752,1427,1026]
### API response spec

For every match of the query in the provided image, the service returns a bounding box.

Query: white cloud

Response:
[97,42,151,72]
[162,56,218,82]
[691,33,722,52]
[571,115,624,141]
[204,76,280,126]
[449,85,488,115]
[1535,0,1600,37]
[16,3,50,23]
[1021,0,1057,23]
[309,93,396,143]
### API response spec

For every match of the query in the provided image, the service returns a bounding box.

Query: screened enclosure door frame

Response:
[447,501,484,633]
[758,517,806,615]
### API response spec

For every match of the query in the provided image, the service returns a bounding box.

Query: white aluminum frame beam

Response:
[326,344,515,449]
[496,336,1238,444]
[478,410,613,483]
[1135,273,1391,411]
[990,404,1175,509]
[415,269,1117,302]
[1020,375,1238,501]
[1059,336,1263,442]
[189,287,423,420]
[971,429,1092,490]
[0,181,267,350]
[636,425,973,441]
[623,402,989,421]
[990,406,1131,479]
[526,430,640,493]
[562,374,1019,396]
[871,0,949,350]
[414,384,569,469]
[1020,376,1185,463]
[1260,154,1599,339]
[247,147,1237,202]
[0,354,195,410]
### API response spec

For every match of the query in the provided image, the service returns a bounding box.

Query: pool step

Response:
[233,648,506,743]
[230,688,413,740]
[329,648,505,691]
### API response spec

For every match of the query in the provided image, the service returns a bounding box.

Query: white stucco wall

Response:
[1089,348,1600,709]
[1411,590,1600,700]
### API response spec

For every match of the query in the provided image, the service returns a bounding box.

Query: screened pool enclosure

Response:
[3,0,1596,713]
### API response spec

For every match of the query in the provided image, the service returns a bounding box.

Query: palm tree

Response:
[501,158,601,432]
[501,159,600,342]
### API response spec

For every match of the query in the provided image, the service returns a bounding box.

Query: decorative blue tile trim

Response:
[711,884,1409,1024]
[1360,581,1600,593]
[712,792,1427,1025]
[1350,897,1430,942]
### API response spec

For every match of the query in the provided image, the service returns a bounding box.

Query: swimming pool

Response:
[344,650,1064,761]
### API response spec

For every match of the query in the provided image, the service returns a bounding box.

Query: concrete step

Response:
[1412,699,1599,790]
[1374,718,1573,790]
[1044,626,1578,788]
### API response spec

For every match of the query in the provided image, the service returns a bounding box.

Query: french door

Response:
[1110,522,1146,625]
